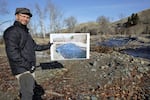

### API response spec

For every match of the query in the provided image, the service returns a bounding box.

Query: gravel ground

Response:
[0,50,149,100]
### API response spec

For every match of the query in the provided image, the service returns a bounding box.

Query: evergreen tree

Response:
[133,13,139,25]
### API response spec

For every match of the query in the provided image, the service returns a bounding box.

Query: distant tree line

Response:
[74,16,112,35]
[124,13,139,27]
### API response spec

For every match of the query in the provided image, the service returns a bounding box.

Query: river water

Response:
[97,37,137,47]
[98,37,150,60]
[122,46,150,60]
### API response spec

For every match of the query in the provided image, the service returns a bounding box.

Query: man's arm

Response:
[32,39,53,51]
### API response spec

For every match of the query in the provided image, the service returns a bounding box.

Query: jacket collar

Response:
[14,21,29,31]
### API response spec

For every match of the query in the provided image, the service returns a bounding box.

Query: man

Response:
[3,8,52,100]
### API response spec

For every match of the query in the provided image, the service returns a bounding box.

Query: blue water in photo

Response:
[56,43,86,59]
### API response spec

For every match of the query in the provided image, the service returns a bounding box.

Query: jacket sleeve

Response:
[32,39,52,51]
[3,30,29,67]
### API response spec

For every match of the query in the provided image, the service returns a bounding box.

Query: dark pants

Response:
[19,73,35,100]
[17,72,45,100]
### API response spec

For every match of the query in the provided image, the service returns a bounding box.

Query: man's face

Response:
[16,13,30,25]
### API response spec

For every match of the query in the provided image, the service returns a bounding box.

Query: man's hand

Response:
[30,66,36,73]
[48,42,53,47]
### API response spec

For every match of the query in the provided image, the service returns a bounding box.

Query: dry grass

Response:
[33,37,50,44]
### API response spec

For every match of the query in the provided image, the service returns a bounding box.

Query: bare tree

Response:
[0,0,9,27]
[0,0,8,15]
[0,20,12,35]
[0,20,11,26]
[35,3,46,38]
[27,21,36,36]
[144,15,150,34]
[96,16,110,34]
[46,1,63,33]
[64,16,77,32]
[115,13,126,34]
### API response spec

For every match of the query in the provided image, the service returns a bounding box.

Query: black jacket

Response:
[3,21,51,75]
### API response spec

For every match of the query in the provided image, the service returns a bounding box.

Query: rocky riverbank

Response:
[38,51,150,100]
[0,49,149,100]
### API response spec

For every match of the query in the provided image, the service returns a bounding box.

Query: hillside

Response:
[112,8,150,35]
[72,8,150,35]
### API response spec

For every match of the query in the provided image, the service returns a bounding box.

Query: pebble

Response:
[101,65,109,69]
[93,61,97,66]
[91,68,97,72]
[91,95,98,100]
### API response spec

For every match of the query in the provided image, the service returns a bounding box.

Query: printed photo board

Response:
[50,33,90,60]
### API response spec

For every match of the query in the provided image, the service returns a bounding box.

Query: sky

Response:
[0,0,150,35]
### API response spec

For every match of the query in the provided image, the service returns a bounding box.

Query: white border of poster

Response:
[50,33,90,60]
